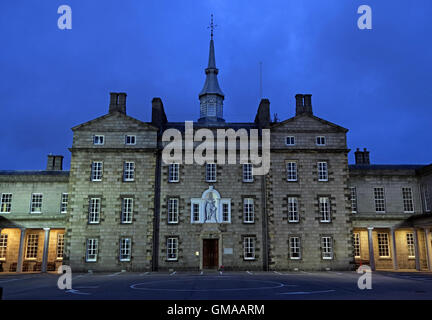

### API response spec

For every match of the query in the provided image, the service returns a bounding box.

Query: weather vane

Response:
[208,14,218,40]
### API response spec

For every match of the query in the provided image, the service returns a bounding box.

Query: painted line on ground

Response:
[280,289,336,295]
[200,271,204,275]
[106,272,123,277]
[246,271,253,275]
[66,289,91,295]
[273,271,282,275]
[170,271,176,276]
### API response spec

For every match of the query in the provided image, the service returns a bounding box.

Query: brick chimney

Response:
[108,92,127,114]
[255,98,270,127]
[46,155,64,171]
[295,94,313,116]
[151,97,168,129]
[355,148,370,165]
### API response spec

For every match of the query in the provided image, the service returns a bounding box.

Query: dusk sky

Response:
[1,0,431,170]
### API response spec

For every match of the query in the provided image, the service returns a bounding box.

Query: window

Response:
[374,187,386,213]
[192,203,200,223]
[123,162,135,181]
[168,198,179,224]
[423,185,431,212]
[60,193,68,214]
[243,198,254,223]
[88,198,101,224]
[222,203,230,222]
[285,136,295,146]
[30,194,43,213]
[119,238,132,261]
[0,234,8,260]
[91,162,103,181]
[0,193,12,213]
[289,237,301,259]
[286,162,298,182]
[121,198,133,224]
[26,234,39,259]
[350,187,357,213]
[86,238,98,262]
[206,163,216,182]
[243,164,253,182]
[406,233,415,258]
[125,135,136,145]
[321,236,333,260]
[57,234,64,259]
[318,162,328,181]
[377,233,390,257]
[402,188,414,213]
[319,197,331,222]
[168,163,179,182]
[167,237,178,261]
[353,233,360,258]
[93,135,104,145]
[316,136,326,146]
[288,197,299,222]
[243,237,255,260]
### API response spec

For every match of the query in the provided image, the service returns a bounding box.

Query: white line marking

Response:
[219,271,223,275]
[273,271,282,275]
[280,290,336,295]
[106,272,122,277]
[65,289,91,295]
[200,271,204,275]
[170,271,176,276]
[327,271,343,275]
[0,278,20,283]
[139,272,150,276]
[300,271,311,274]
[246,271,253,275]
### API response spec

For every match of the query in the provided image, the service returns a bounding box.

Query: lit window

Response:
[206,163,217,182]
[288,197,299,222]
[121,198,133,224]
[0,193,12,213]
[60,193,68,214]
[319,197,331,222]
[0,234,8,260]
[123,162,135,181]
[402,188,414,213]
[88,198,101,224]
[91,162,103,181]
[243,198,254,223]
[86,238,98,262]
[30,194,43,213]
[350,187,357,213]
[285,136,295,146]
[377,233,390,257]
[168,163,179,182]
[243,164,253,182]
[322,236,333,260]
[406,233,415,258]
[374,187,386,213]
[168,198,179,224]
[93,135,104,145]
[57,234,64,259]
[119,238,132,262]
[286,162,298,182]
[26,234,39,259]
[289,237,301,260]
[125,135,136,145]
[243,237,255,260]
[167,237,178,261]
[353,233,360,258]
[318,162,328,181]
[316,136,326,146]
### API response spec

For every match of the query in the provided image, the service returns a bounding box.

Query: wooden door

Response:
[203,239,218,268]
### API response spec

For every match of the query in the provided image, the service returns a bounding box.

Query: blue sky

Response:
[1,0,431,170]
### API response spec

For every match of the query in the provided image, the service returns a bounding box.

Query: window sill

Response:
[242,180,254,183]
[244,258,256,261]
[166,259,178,262]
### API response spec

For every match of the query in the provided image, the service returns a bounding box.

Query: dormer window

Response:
[286,136,295,146]
[125,135,136,145]
[316,136,326,146]
[93,135,104,145]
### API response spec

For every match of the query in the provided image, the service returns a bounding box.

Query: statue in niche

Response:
[204,192,218,223]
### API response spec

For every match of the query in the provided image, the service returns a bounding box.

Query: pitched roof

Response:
[270,113,348,132]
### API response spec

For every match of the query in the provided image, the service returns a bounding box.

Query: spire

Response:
[198,15,225,122]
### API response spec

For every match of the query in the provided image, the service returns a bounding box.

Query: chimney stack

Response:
[295,94,313,116]
[151,97,168,129]
[355,148,370,165]
[46,155,64,171]
[108,92,127,114]
[255,98,270,127]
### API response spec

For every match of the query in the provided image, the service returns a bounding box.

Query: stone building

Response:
[0,35,431,273]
